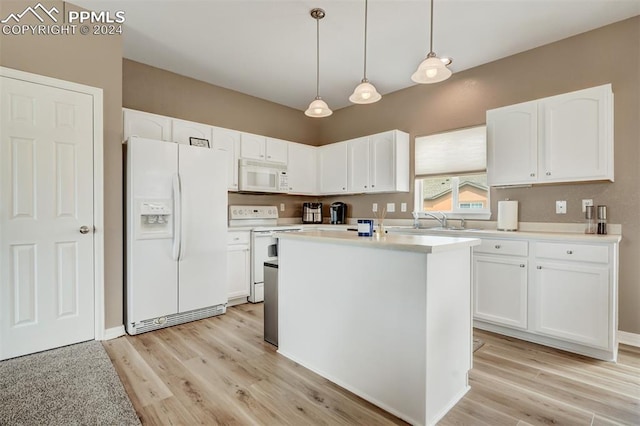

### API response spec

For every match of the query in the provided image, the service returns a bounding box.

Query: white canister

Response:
[497,200,518,231]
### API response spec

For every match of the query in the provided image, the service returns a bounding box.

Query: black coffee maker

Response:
[330,202,347,224]
[302,202,323,224]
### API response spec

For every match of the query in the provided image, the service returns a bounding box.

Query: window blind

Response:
[415,125,486,177]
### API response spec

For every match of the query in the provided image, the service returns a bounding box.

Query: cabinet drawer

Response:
[227,231,250,245]
[474,239,528,256]
[535,242,608,264]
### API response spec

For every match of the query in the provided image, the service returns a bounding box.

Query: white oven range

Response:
[228,206,302,303]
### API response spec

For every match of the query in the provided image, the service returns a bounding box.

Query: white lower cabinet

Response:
[469,236,618,361]
[532,241,612,350]
[227,231,250,303]
[473,255,528,329]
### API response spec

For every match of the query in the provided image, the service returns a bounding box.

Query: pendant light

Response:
[349,0,381,104]
[305,8,332,118]
[411,0,452,84]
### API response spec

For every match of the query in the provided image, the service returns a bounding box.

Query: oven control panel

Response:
[229,205,279,220]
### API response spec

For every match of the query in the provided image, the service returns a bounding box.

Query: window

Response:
[414,126,490,219]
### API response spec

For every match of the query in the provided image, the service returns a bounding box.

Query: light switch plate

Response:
[401,202,407,212]
[556,200,567,214]
[372,203,378,212]
[386,203,395,213]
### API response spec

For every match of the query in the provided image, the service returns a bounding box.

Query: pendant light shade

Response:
[349,79,381,104]
[305,8,332,118]
[305,97,332,118]
[350,0,381,104]
[412,0,452,84]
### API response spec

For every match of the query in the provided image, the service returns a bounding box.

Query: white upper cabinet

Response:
[240,134,288,164]
[211,126,241,191]
[540,85,613,183]
[123,108,172,142]
[487,101,538,186]
[287,142,317,195]
[370,130,410,193]
[347,137,370,192]
[171,119,212,145]
[318,141,348,194]
[487,84,613,186]
[265,138,289,163]
[346,130,410,194]
[240,132,266,160]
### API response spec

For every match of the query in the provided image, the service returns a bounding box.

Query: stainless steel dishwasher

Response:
[263,260,278,346]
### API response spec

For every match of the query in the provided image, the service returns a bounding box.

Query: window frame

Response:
[413,174,491,220]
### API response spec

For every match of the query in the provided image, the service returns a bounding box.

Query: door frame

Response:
[0,66,105,340]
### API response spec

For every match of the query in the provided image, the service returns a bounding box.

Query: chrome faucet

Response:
[412,211,448,228]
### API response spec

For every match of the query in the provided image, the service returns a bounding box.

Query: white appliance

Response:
[126,136,228,335]
[228,206,301,303]
[238,159,289,193]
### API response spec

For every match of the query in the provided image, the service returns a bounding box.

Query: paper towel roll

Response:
[497,201,518,231]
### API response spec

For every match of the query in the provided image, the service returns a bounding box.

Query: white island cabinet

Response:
[276,231,480,426]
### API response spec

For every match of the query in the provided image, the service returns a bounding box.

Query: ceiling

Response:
[73,0,640,112]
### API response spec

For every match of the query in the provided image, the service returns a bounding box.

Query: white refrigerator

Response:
[126,136,227,334]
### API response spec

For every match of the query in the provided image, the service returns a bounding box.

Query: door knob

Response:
[79,225,91,234]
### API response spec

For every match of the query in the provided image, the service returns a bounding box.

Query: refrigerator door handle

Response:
[172,173,182,261]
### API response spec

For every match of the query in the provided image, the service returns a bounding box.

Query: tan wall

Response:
[123,59,323,217]
[0,1,124,329]
[319,17,640,334]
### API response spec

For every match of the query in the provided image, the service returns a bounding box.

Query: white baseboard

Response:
[618,330,640,347]
[101,325,126,341]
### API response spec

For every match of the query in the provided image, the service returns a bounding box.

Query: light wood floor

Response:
[103,304,640,425]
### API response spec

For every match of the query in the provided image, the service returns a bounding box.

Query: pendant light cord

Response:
[316,15,320,98]
[363,0,368,80]
[429,0,434,54]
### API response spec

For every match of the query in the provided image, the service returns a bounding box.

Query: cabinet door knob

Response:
[566,250,573,254]
[530,173,535,177]
[495,244,501,249]
[342,187,346,191]
[537,266,542,269]
[546,172,551,176]
[520,264,526,268]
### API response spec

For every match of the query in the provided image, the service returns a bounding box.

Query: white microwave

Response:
[238,159,289,193]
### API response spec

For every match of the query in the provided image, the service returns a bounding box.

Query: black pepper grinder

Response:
[597,205,607,235]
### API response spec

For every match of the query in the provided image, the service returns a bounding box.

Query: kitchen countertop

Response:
[386,226,622,243]
[275,230,480,253]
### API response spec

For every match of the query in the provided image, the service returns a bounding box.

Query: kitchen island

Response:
[276,230,480,426]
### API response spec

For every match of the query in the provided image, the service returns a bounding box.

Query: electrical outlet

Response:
[280,203,285,212]
[582,199,593,213]
[386,203,395,213]
[401,202,407,212]
[372,203,378,212]
[556,200,567,214]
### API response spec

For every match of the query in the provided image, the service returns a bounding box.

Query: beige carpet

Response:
[0,340,140,425]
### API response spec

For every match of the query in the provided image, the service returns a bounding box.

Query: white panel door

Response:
[211,126,241,191]
[473,255,528,329]
[265,137,288,163]
[533,261,610,349]
[540,85,612,182]
[123,108,172,142]
[318,142,348,194]
[178,145,227,312]
[172,119,212,145]
[1,77,94,360]
[287,142,317,194]
[487,101,538,186]
[240,132,266,160]
[347,137,370,193]
[370,131,396,192]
